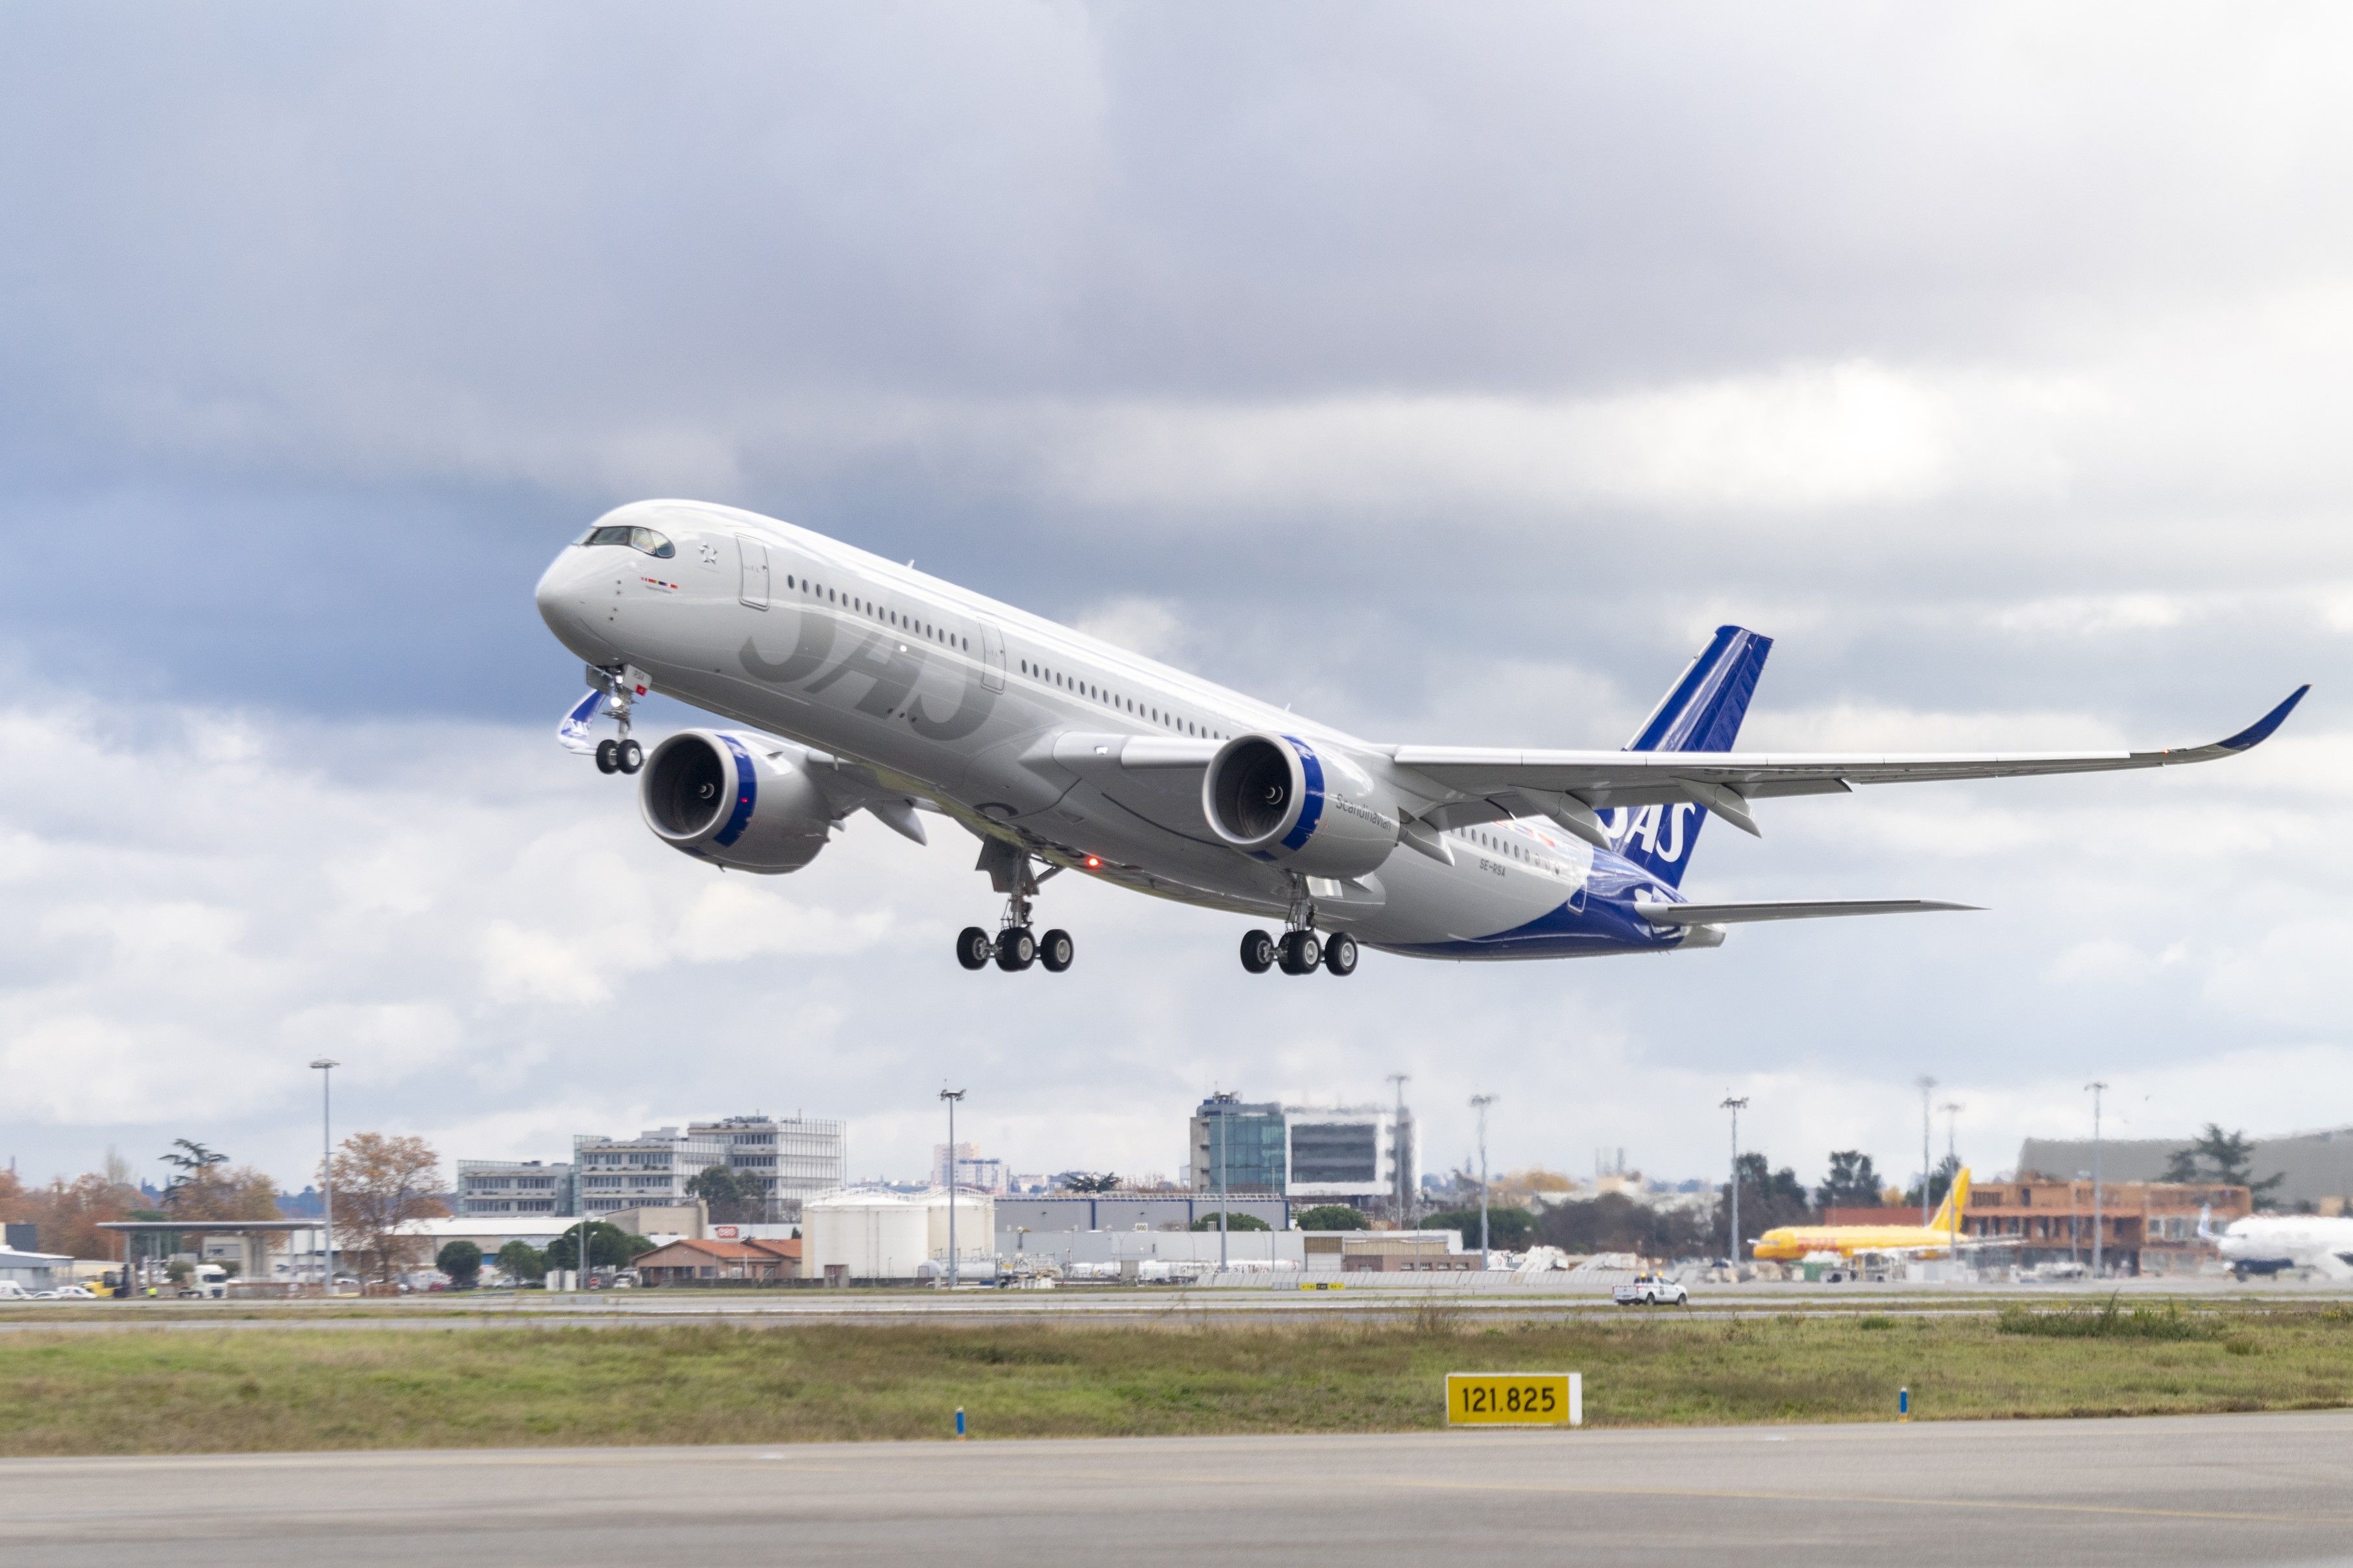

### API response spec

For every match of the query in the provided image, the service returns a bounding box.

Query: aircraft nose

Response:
[534,544,616,662]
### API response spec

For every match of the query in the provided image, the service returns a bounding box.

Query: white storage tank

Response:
[804,1188,997,1280]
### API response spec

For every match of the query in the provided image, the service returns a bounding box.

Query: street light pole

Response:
[939,1089,965,1289]
[1917,1075,1937,1225]
[2086,1081,2108,1277]
[1720,1096,1749,1270]
[309,1059,338,1298]
[1469,1095,1495,1259]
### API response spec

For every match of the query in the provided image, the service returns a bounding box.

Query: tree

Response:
[435,1240,483,1289]
[544,1222,653,1270]
[1189,1211,1271,1232]
[1422,1205,1536,1250]
[1814,1151,1885,1211]
[328,1133,448,1285]
[1902,1153,1962,1211]
[1729,1153,1812,1254]
[1056,1172,1121,1193]
[684,1164,764,1224]
[1293,1204,1368,1231]
[2163,1125,2287,1207]
[496,1239,547,1285]
[16,1170,150,1259]
[1535,1193,1716,1259]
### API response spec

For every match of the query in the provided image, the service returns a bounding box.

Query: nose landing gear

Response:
[583,666,646,775]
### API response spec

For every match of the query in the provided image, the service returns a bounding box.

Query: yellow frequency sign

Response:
[1446,1371,1581,1427]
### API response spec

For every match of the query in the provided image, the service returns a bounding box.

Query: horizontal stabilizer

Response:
[1633,898,1980,926]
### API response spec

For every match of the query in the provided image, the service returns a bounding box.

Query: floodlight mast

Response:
[940,1089,966,1289]
[1942,1100,1964,1260]
[310,1059,338,1298]
[2086,1081,2108,1276]
[1216,1092,1228,1271]
[1917,1076,1937,1226]
[1469,1095,1495,1258]
[1386,1072,1411,1220]
[1720,1096,1749,1270]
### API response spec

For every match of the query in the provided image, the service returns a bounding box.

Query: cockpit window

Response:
[575,524,677,559]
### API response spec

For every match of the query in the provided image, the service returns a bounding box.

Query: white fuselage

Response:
[533,500,1690,958]
[2217,1215,2353,1279]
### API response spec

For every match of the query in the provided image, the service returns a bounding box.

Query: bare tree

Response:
[328,1133,448,1285]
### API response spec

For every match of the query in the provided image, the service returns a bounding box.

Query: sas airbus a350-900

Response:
[533,500,2304,976]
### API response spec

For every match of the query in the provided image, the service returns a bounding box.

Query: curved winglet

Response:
[2216,685,2310,753]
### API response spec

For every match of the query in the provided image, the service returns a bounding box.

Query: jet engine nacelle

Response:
[639,730,833,873]
[1202,732,1402,880]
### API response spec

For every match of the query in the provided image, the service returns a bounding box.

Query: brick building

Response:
[1962,1178,2249,1275]
[631,1236,801,1285]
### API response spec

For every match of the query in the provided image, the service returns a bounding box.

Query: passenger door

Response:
[737,537,769,609]
[978,617,1006,692]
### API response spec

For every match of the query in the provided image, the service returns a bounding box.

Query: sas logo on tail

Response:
[1604,803,1698,863]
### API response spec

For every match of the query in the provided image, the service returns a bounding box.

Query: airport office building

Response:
[1189,1095,1415,1212]
[457,1115,848,1221]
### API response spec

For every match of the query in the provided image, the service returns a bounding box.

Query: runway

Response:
[6,1411,2348,1565]
[6,1272,2343,1336]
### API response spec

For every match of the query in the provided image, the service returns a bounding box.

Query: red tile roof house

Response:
[632,1236,801,1286]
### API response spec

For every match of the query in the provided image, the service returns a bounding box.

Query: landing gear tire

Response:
[1322,931,1358,976]
[1240,929,1276,974]
[994,926,1036,972]
[616,738,644,774]
[594,739,620,775]
[1038,928,1074,973]
[1278,930,1323,975]
[955,926,993,971]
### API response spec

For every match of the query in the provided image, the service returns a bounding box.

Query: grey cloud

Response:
[3,5,2350,1190]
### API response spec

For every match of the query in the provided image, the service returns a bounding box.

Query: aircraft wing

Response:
[1385,686,2309,828]
[1634,898,1977,926]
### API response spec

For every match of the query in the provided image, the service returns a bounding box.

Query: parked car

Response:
[1612,1273,1690,1308]
[0,1281,34,1301]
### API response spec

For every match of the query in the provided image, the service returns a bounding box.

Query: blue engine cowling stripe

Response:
[1278,736,1324,852]
[714,735,759,847]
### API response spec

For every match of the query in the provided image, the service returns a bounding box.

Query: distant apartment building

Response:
[932,1140,1008,1194]
[696,1115,849,1215]
[456,1160,576,1217]
[575,1128,729,1218]
[465,1113,849,1223]
[1189,1094,1415,1210]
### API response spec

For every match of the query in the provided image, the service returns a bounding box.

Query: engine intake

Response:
[1202,732,1402,880]
[640,730,833,873]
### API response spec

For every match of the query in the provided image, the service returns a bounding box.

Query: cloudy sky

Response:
[4,4,2349,1198]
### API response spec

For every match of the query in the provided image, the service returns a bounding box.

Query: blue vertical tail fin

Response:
[1609,625,1772,888]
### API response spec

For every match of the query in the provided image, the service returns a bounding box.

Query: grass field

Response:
[4,1303,2351,1456]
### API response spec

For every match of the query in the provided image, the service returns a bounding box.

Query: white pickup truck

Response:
[1612,1273,1689,1307]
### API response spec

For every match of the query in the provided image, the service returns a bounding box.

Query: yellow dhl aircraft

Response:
[1750,1169,1972,1260]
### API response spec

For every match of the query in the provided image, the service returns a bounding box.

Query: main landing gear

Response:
[1241,928,1358,976]
[1240,884,1359,976]
[957,842,1073,974]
